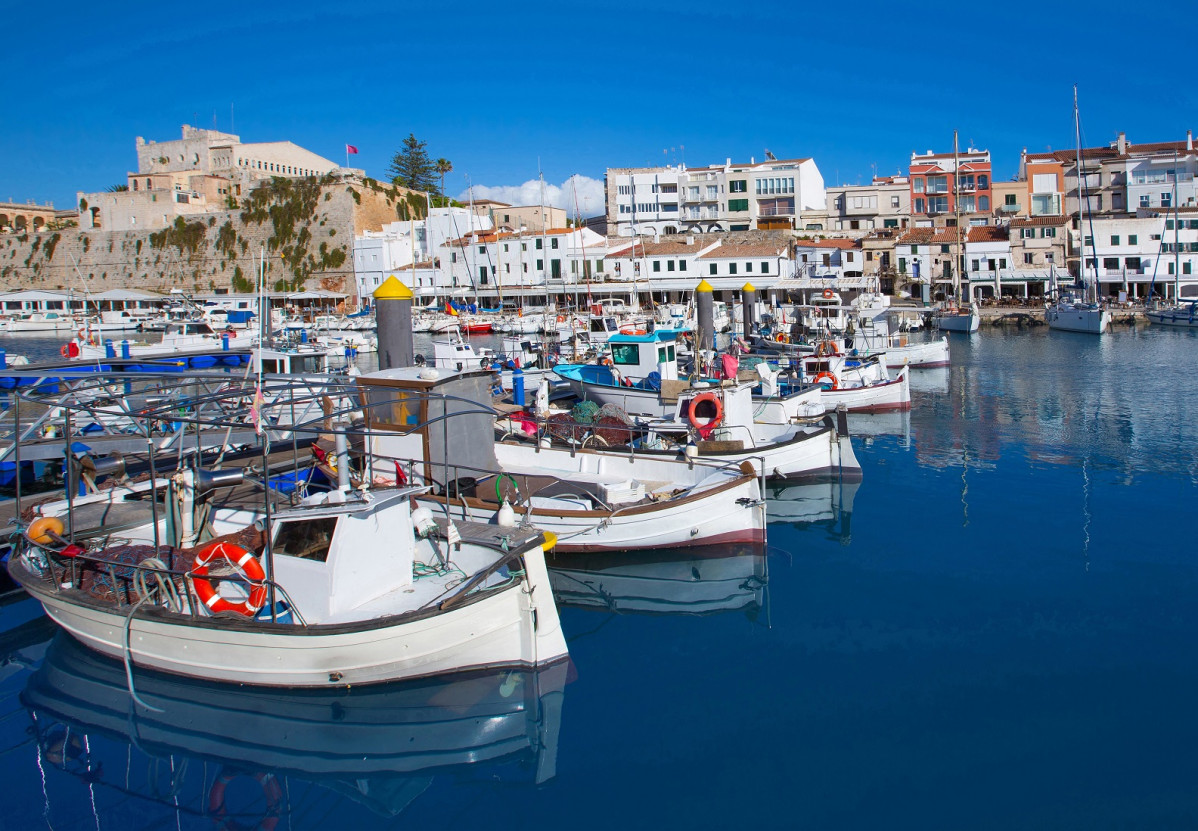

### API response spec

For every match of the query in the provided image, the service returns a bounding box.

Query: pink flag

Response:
[345,144,359,154]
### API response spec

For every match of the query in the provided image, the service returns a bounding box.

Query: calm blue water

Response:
[3,325,1198,829]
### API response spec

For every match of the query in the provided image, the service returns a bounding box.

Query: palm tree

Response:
[435,158,453,202]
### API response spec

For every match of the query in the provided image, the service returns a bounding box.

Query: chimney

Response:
[1188,130,1194,151]
[1117,132,1127,154]
[686,235,695,246]
[726,158,731,167]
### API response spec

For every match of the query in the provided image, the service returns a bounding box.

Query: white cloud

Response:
[457,175,605,218]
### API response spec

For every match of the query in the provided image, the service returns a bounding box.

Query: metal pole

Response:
[13,392,21,524]
[64,409,74,543]
[146,436,161,557]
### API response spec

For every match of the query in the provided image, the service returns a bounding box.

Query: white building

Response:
[353,208,493,298]
[792,239,863,280]
[606,157,826,237]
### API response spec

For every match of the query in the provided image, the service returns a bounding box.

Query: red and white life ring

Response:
[191,541,269,617]
[208,769,281,831]
[822,289,835,299]
[687,392,724,439]
[813,371,839,390]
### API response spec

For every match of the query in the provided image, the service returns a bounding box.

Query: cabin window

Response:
[611,343,640,365]
[274,517,338,562]
[261,359,281,373]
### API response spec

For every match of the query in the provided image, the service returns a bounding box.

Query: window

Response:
[1103,257,1119,270]
[679,260,687,271]
[1084,236,1093,248]
[999,258,1007,269]
[979,196,989,211]
[728,199,748,212]
[729,180,747,193]
[652,261,661,272]
[610,343,640,365]
[911,245,919,254]
[1041,228,1056,238]
[1111,235,1120,246]
[274,517,338,562]
[477,245,485,254]
[667,260,675,272]
[913,178,925,193]
[536,259,543,270]
[551,238,559,249]
[899,257,907,272]
[884,218,899,228]
[745,262,753,273]
[536,238,543,249]
[1162,192,1172,208]
[1005,194,1017,206]
[521,243,527,251]
[1129,234,1138,245]
[451,253,457,263]
[1024,253,1035,264]
[1140,194,1151,208]
[760,261,769,273]
[940,244,950,254]
[914,198,925,213]
[709,263,717,275]
[972,260,980,271]
[891,196,901,208]
[1186,261,1193,275]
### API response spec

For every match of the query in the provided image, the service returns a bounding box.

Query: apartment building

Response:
[909,147,993,227]
[1019,131,1198,221]
[605,156,826,237]
[825,176,910,234]
[353,208,493,298]
[792,239,863,280]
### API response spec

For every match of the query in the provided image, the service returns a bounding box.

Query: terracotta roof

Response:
[793,238,859,250]
[444,230,517,246]
[897,228,963,245]
[397,260,434,271]
[966,225,1008,242]
[1009,215,1069,227]
[697,243,788,259]
[603,239,708,259]
[1025,138,1196,163]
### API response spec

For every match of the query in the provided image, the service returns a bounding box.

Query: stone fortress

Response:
[1,126,415,299]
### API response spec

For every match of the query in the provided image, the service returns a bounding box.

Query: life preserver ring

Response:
[208,769,281,831]
[77,328,86,341]
[191,541,269,617]
[822,289,835,299]
[813,371,838,390]
[60,342,80,359]
[775,333,788,343]
[556,315,566,323]
[815,341,836,357]
[688,392,724,439]
[601,356,613,367]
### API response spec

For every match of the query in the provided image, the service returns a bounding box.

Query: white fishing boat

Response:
[7,380,568,687]
[794,349,911,413]
[551,333,859,481]
[853,314,950,368]
[65,320,257,361]
[1,311,78,333]
[356,366,767,553]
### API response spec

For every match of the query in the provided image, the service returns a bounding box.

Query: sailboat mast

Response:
[953,130,962,304]
[1073,85,1088,301]
[1173,150,1181,302]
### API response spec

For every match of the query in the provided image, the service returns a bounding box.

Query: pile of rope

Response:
[591,404,639,447]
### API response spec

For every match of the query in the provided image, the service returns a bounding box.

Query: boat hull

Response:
[9,552,566,688]
[937,311,979,333]
[1145,308,1198,328]
[1046,305,1110,334]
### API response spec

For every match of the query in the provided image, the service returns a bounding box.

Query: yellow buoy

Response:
[541,531,557,552]
[28,516,65,545]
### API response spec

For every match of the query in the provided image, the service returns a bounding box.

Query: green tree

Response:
[435,158,453,198]
[388,134,437,192]
[106,183,129,192]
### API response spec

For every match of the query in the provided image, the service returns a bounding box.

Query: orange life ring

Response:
[192,541,269,617]
[688,392,724,439]
[822,289,835,299]
[556,315,566,323]
[601,356,613,367]
[619,326,646,335]
[815,341,837,357]
[209,769,281,831]
[813,371,838,390]
[775,333,788,343]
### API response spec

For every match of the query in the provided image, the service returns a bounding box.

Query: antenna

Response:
[764,149,777,161]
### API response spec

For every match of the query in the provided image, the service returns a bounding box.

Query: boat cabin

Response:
[357,367,498,493]
[267,490,419,623]
[607,330,680,383]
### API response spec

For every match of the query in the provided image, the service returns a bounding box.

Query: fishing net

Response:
[571,400,601,424]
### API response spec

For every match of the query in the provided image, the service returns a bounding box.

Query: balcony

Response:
[998,203,1022,213]
[683,192,701,202]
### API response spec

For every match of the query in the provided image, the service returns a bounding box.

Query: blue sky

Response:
[4,0,1196,216]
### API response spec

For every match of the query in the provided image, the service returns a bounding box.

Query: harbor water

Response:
[2,325,1198,829]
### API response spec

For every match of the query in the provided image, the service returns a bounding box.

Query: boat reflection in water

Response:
[766,478,859,542]
[548,544,767,617]
[21,634,567,823]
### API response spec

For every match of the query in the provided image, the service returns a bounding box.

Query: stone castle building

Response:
[77,125,350,233]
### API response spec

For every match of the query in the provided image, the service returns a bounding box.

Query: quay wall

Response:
[0,179,417,301]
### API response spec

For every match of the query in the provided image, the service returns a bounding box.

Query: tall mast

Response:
[953,130,962,304]
[1074,84,1088,301]
[1173,149,1181,301]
